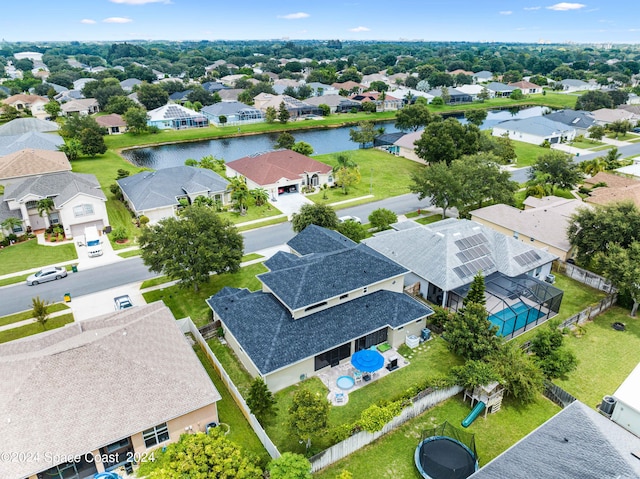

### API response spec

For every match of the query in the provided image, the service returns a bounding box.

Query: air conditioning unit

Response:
[545,274,556,284]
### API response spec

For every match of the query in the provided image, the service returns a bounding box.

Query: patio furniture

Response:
[335,392,345,404]
[354,371,362,383]
[386,356,399,371]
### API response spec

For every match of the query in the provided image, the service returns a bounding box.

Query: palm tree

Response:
[36,198,55,226]
[251,187,269,207]
[1,217,24,240]
[603,147,623,170]
[332,153,358,173]
[229,176,250,215]
[580,157,606,176]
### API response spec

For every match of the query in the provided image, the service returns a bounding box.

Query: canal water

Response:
[122,106,548,169]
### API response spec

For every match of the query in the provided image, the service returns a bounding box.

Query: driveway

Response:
[73,233,124,271]
[68,281,147,321]
[269,193,313,219]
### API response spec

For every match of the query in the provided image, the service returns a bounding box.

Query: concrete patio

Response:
[317,346,410,406]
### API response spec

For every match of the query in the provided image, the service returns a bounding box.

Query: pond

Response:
[121,106,549,170]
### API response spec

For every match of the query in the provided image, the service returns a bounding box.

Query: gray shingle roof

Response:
[117,166,229,212]
[486,82,515,92]
[364,219,557,292]
[0,131,64,156]
[200,101,261,117]
[207,288,432,375]
[469,401,640,479]
[3,171,105,207]
[0,118,60,136]
[287,224,356,255]
[494,116,576,137]
[544,110,596,130]
[258,243,408,310]
[0,302,221,479]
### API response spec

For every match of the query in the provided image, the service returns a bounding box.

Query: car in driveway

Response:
[26,266,68,286]
[114,295,134,310]
[338,215,362,224]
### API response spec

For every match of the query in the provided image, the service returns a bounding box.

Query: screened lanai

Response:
[448,272,563,339]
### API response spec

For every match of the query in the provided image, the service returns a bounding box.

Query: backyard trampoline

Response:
[488,301,545,337]
[415,422,478,479]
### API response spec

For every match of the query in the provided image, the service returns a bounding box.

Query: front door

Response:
[28,213,47,230]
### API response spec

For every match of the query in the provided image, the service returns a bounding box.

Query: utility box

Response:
[405,334,420,349]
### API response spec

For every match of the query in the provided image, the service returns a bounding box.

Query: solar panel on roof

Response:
[514,250,542,268]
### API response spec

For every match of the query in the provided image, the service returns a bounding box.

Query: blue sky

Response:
[2,1,639,44]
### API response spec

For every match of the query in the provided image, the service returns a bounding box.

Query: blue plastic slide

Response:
[461,401,486,428]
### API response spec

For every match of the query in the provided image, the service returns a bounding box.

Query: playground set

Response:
[461,381,505,428]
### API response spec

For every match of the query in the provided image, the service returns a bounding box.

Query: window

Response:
[142,423,170,448]
[314,343,350,371]
[49,213,60,225]
[513,231,519,239]
[26,200,37,209]
[304,301,327,312]
[73,204,94,217]
[339,294,348,300]
[355,328,388,352]
[534,266,542,277]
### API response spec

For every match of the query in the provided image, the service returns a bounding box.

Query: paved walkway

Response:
[268,193,313,219]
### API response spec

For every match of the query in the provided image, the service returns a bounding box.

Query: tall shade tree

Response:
[291,203,339,233]
[137,82,169,110]
[410,161,462,219]
[414,119,481,165]
[394,103,433,131]
[528,151,583,190]
[596,242,640,316]
[464,109,488,126]
[136,429,263,479]
[487,342,544,403]
[288,389,329,450]
[530,322,578,378]
[443,302,502,361]
[575,90,613,111]
[275,132,295,149]
[139,205,243,291]
[246,377,277,423]
[368,208,398,231]
[58,139,82,161]
[349,121,383,149]
[278,101,290,124]
[123,106,149,134]
[567,202,640,268]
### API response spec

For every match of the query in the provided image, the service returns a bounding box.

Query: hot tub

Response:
[337,375,355,390]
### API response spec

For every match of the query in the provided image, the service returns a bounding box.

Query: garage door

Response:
[277,184,298,195]
[70,220,105,239]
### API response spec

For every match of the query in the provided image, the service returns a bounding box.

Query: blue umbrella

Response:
[351,349,384,373]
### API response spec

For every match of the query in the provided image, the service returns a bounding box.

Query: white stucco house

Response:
[492,116,576,145]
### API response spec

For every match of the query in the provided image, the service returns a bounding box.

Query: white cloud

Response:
[103,17,133,23]
[524,6,541,10]
[500,10,513,15]
[546,3,586,11]
[349,26,370,32]
[80,19,96,24]
[109,0,170,4]
[277,12,310,20]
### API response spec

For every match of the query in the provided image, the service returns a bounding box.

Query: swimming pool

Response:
[489,301,544,336]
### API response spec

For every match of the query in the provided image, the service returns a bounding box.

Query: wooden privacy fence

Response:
[557,293,617,330]
[178,318,281,459]
[553,261,615,293]
[544,380,576,409]
[309,386,463,473]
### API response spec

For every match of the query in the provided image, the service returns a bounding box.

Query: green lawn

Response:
[415,214,443,225]
[0,240,77,275]
[554,306,640,408]
[218,203,283,225]
[0,302,70,328]
[140,275,170,289]
[591,144,614,151]
[313,393,559,478]
[306,149,423,205]
[237,216,289,232]
[242,253,264,262]
[266,336,463,455]
[117,249,141,258]
[207,338,255,397]
[511,140,550,167]
[142,263,267,326]
[569,139,605,149]
[193,346,271,468]
[0,313,74,344]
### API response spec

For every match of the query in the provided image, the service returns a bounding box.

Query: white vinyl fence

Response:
[309,386,463,473]
[178,317,281,459]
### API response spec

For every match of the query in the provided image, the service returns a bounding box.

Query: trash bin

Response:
[124,462,134,474]
[71,265,78,273]
[64,293,71,302]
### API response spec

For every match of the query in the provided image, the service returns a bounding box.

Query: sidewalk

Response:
[0,308,72,333]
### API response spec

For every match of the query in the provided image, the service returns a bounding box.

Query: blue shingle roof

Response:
[258,243,408,310]
[207,288,433,374]
[287,224,356,255]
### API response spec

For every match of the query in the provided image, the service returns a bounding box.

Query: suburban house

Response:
[273,78,303,95]
[1,171,108,238]
[2,94,48,119]
[0,302,221,479]
[472,71,494,83]
[169,90,192,104]
[331,81,365,94]
[590,108,638,126]
[252,93,320,119]
[608,361,640,438]
[0,149,71,182]
[217,89,243,102]
[492,116,576,145]
[304,94,362,113]
[388,88,435,104]
[0,117,60,136]
[225,149,333,197]
[305,82,339,96]
[558,79,597,93]
[117,166,230,224]
[120,78,142,92]
[146,103,209,130]
[200,101,264,126]
[427,88,472,104]
[583,171,640,209]
[207,225,434,392]
[201,81,228,93]
[468,401,640,479]
[54,89,85,103]
[60,98,100,116]
[392,130,424,163]
[485,82,515,98]
[95,113,127,135]
[544,109,596,136]
[508,80,543,94]
[72,78,95,91]
[0,131,64,156]
[470,196,588,262]
[364,219,562,338]
[455,84,488,101]
[349,91,403,111]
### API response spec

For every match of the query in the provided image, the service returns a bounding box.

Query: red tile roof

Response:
[226,150,332,185]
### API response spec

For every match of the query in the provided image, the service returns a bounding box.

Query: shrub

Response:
[138,215,150,227]
[110,226,128,242]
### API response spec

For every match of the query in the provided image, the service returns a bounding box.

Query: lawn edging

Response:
[310,385,462,473]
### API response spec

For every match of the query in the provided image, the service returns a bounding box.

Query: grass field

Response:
[193,346,270,467]
[0,240,77,275]
[218,203,283,225]
[511,140,551,167]
[117,249,141,258]
[306,149,423,205]
[0,313,74,344]
[142,263,267,326]
[569,139,605,149]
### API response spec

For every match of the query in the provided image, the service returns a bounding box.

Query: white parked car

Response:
[26,266,68,286]
[114,295,134,310]
[338,215,362,224]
